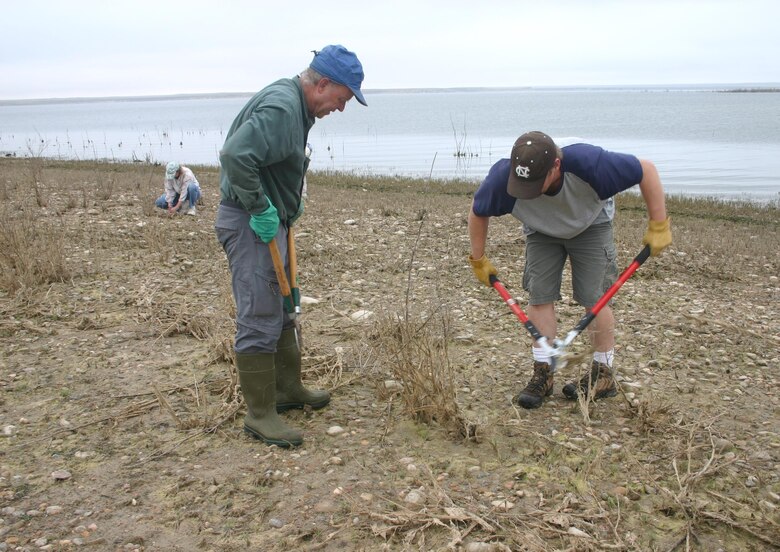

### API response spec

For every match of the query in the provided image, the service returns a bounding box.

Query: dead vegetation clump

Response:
[0,204,71,293]
[371,310,474,441]
[653,419,779,551]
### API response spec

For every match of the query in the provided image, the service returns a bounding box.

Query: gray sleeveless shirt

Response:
[511,172,614,239]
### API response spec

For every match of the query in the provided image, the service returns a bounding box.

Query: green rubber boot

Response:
[236,352,303,447]
[275,328,331,413]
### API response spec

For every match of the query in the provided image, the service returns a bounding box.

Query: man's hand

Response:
[249,203,280,244]
[643,217,672,256]
[468,254,497,287]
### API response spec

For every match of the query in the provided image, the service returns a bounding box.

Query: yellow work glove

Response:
[642,217,672,256]
[468,254,497,287]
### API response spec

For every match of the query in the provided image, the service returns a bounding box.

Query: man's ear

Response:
[316,78,331,92]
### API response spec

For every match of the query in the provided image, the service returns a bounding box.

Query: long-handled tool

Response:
[490,245,651,370]
[268,234,303,349]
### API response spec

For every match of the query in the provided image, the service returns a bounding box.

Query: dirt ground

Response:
[0,159,779,551]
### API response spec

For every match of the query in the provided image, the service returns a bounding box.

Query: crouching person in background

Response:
[155,161,202,216]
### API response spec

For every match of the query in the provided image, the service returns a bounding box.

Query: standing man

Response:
[468,131,671,409]
[155,162,201,216]
[216,45,367,447]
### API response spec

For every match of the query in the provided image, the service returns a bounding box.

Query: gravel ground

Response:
[1,159,778,551]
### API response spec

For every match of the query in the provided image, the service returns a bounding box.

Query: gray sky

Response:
[2,0,779,100]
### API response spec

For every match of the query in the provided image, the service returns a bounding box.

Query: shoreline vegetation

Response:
[1,159,779,550]
[0,156,780,210]
[719,87,780,93]
[2,83,780,105]
[0,157,777,207]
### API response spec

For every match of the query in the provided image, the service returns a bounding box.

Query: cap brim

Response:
[507,173,545,199]
[351,87,367,106]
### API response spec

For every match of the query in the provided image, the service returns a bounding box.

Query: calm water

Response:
[1,86,779,202]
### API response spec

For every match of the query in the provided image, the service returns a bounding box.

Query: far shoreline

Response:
[2,83,780,106]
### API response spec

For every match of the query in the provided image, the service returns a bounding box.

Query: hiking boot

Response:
[514,361,554,409]
[186,206,197,216]
[562,361,617,401]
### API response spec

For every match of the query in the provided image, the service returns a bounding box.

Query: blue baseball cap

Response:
[309,45,367,106]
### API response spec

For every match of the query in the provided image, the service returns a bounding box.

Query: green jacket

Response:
[219,77,314,222]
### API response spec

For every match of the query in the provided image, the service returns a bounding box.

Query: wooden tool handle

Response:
[268,239,292,297]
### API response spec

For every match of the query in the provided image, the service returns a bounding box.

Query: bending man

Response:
[468,131,671,409]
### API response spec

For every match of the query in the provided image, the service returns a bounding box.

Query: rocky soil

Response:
[0,159,779,551]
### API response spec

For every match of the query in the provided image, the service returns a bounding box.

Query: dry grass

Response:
[371,310,473,441]
[0,204,70,293]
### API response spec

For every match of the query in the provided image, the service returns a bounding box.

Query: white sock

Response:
[593,350,614,367]
[532,346,551,364]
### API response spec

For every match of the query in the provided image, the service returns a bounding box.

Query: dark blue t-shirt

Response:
[472,143,643,217]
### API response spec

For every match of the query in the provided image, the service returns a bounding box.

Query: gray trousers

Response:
[215,203,292,354]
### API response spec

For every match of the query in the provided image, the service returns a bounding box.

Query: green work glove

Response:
[289,199,304,226]
[468,254,497,287]
[249,202,279,244]
[642,217,672,256]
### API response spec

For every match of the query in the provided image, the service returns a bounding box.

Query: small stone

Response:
[314,500,338,513]
[465,543,496,552]
[567,527,590,538]
[404,490,424,504]
[759,500,777,511]
[45,505,63,515]
[51,470,72,481]
[350,309,374,321]
[269,518,284,528]
[713,438,733,452]
[384,380,403,391]
[490,499,514,511]
[326,426,345,436]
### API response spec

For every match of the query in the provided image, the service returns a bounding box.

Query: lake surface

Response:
[1,85,779,202]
